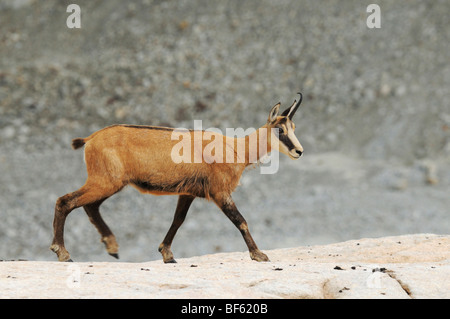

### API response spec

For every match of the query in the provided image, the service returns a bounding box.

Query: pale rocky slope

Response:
[1,234,448,299]
[1,0,449,264]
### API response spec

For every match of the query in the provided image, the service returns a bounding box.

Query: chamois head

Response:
[267,93,304,160]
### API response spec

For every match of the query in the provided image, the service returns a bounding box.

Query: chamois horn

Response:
[282,92,303,119]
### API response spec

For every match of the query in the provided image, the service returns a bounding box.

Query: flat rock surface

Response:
[1,0,449,264]
[1,234,448,299]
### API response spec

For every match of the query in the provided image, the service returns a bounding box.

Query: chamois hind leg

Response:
[213,193,269,262]
[50,182,122,262]
[159,195,195,263]
[84,198,119,259]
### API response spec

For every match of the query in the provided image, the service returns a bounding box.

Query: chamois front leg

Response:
[159,195,195,263]
[213,194,269,262]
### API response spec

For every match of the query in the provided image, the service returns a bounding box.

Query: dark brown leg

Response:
[50,182,121,262]
[213,194,269,262]
[50,190,81,262]
[84,199,119,259]
[158,195,195,263]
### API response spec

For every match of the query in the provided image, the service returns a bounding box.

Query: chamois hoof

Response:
[66,259,74,262]
[250,251,270,262]
[109,253,119,259]
[164,259,177,264]
[50,244,72,262]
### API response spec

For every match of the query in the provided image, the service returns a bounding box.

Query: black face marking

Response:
[275,121,288,134]
[273,117,298,151]
[278,131,295,150]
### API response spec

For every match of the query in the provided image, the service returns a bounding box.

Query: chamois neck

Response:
[243,125,271,166]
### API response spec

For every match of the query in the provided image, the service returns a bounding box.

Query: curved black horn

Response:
[282,92,303,119]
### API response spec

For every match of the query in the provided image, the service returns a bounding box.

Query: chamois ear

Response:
[281,93,302,119]
[268,103,281,124]
[281,99,297,117]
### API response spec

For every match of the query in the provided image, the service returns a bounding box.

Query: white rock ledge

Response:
[1,234,448,299]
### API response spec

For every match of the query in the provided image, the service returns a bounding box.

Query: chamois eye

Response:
[276,126,286,135]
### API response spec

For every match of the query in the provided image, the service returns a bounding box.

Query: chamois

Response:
[50,93,304,263]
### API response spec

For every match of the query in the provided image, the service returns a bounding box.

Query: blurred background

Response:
[0,0,448,262]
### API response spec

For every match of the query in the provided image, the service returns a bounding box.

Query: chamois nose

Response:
[295,149,303,157]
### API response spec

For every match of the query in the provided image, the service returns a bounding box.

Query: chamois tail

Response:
[71,138,86,150]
